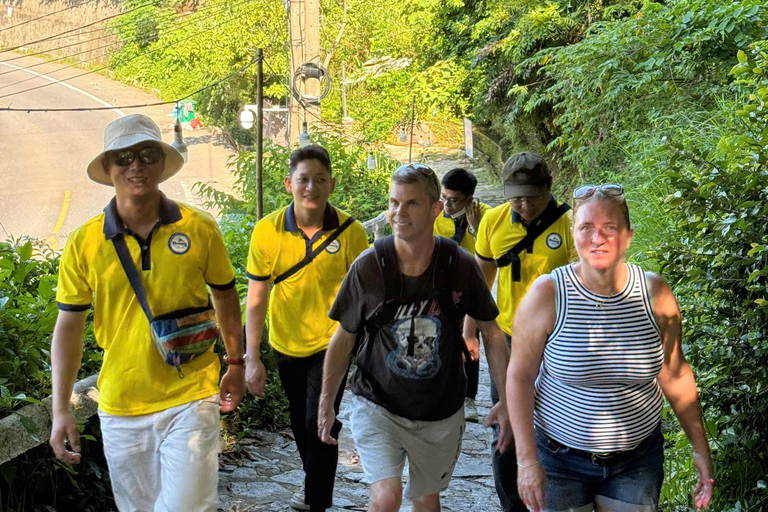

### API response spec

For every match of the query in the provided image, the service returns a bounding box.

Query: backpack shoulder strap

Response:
[365,236,401,328]
[274,215,356,285]
[494,202,571,281]
[432,236,461,320]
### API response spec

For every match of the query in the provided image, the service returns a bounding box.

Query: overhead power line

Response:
[0,0,250,86]
[0,0,243,67]
[0,0,101,34]
[0,0,253,99]
[0,0,157,56]
[0,57,260,112]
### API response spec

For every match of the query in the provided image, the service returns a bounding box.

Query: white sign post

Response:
[463,118,474,160]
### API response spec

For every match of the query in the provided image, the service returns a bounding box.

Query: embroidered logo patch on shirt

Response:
[168,233,191,254]
[325,239,341,254]
[546,233,562,250]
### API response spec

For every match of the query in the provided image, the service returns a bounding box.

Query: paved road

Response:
[0,55,236,248]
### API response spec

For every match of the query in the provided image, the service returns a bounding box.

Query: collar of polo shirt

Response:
[102,193,183,239]
[284,202,340,233]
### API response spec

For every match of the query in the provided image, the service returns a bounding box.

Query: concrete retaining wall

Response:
[0,0,121,65]
[0,373,99,464]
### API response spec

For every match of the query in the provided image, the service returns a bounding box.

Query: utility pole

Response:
[256,49,264,220]
[341,61,352,124]
[288,0,321,146]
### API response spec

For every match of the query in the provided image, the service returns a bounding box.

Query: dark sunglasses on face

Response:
[112,146,164,167]
[573,184,624,200]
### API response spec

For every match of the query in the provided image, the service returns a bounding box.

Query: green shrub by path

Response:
[0,417,114,512]
[196,131,397,434]
[0,238,111,511]
[651,43,768,512]
[0,239,101,416]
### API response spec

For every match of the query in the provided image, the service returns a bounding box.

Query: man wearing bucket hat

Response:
[50,114,245,512]
[474,152,575,512]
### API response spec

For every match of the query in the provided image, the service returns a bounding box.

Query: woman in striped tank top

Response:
[506,185,713,512]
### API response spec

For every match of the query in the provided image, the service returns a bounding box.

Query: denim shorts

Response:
[536,424,664,512]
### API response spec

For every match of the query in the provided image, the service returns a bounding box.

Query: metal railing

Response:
[362,211,388,239]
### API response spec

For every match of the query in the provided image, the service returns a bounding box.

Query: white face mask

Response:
[450,206,467,219]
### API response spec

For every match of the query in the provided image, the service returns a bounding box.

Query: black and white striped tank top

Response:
[534,263,664,452]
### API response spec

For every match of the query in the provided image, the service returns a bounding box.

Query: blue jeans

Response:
[536,424,664,512]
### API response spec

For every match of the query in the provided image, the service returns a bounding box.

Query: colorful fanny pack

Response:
[113,235,219,377]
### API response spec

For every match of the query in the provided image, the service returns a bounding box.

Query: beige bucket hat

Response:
[87,114,185,186]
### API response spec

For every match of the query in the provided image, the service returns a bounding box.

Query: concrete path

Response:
[218,351,503,512]
[217,147,508,512]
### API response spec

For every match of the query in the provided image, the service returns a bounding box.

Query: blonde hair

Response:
[573,194,631,229]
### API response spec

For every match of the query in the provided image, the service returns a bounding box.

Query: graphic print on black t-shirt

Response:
[329,240,500,421]
[388,300,443,379]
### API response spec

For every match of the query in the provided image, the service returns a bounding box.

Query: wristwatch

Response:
[223,354,247,366]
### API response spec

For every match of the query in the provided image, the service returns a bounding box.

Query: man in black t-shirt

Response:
[318,164,512,512]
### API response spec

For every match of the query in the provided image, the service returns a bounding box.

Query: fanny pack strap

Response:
[113,235,155,323]
[274,216,356,285]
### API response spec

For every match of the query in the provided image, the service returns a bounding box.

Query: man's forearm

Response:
[245,302,268,359]
[212,287,244,359]
[51,313,86,414]
[320,326,356,411]
[480,322,510,404]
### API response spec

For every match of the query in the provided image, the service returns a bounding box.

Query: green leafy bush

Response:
[0,239,100,415]
[0,419,114,512]
[652,43,768,511]
[0,238,110,512]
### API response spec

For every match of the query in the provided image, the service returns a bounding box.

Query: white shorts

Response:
[98,395,221,512]
[347,394,465,499]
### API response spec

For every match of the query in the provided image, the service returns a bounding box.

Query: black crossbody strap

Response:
[113,236,154,322]
[274,216,356,285]
[494,203,571,281]
[450,218,468,245]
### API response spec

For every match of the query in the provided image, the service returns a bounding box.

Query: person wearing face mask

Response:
[433,168,491,422]
[245,145,369,512]
[474,152,575,512]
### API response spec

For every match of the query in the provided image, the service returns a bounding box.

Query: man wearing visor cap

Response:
[474,152,575,512]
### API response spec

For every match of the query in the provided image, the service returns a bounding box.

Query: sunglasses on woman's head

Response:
[573,184,624,200]
[111,146,164,167]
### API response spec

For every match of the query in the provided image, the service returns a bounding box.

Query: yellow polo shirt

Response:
[433,202,491,255]
[56,196,236,416]
[247,203,369,357]
[475,199,574,335]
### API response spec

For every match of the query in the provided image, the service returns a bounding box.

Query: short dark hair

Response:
[442,168,477,197]
[289,145,331,175]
